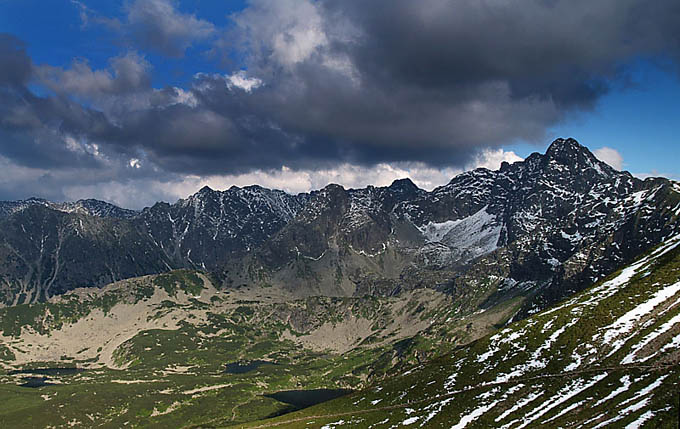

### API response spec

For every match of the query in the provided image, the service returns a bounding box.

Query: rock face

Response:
[0,138,678,311]
[0,206,172,305]
[0,186,309,305]
[394,138,680,315]
[134,185,308,269]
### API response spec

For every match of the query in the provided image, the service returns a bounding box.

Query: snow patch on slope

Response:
[597,280,680,356]
[419,219,461,242]
[418,206,502,262]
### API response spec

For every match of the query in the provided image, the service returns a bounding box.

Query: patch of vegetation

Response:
[153,270,204,297]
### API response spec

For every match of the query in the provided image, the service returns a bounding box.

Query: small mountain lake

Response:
[12,367,84,388]
[10,367,84,376]
[225,360,276,374]
[264,388,352,409]
[19,377,56,388]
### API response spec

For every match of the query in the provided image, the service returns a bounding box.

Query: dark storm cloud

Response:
[36,52,152,99]
[193,0,680,170]
[332,1,680,88]
[2,0,680,189]
[0,34,31,86]
[0,34,133,172]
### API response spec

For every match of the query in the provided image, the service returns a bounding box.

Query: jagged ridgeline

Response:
[1,139,678,316]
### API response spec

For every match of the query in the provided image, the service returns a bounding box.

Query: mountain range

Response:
[1,138,678,315]
[0,138,678,427]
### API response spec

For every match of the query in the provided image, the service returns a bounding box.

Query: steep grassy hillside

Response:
[243,234,680,428]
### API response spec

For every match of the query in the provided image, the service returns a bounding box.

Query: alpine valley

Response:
[0,138,679,428]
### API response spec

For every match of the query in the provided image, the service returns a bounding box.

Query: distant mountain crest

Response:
[0,138,678,309]
[0,197,138,219]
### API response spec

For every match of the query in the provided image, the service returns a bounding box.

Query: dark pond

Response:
[225,360,276,374]
[9,367,83,376]
[19,377,56,388]
[12,367,84,388]
[264,388,352,409]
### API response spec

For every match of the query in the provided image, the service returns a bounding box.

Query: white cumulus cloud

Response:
[469,148,524,171]
[593,147,624,170]
[226,71,263,92]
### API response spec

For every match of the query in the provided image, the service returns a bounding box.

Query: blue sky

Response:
[542,62,680,179]
[0,0,244,86]
[0,0,679,208]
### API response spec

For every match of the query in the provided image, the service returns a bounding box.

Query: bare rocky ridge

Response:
[135,185,309,269]
[0,206,173,305]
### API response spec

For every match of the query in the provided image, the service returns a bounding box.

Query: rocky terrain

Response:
[0,206,173,305]
[227,138,680,317]
[136,185,309,270]
[0,186,309,305]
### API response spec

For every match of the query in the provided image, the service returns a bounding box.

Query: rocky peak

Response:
[320,183,346,195]
[241,184,265,192]
[197,185,215,195]
[185,185,218,205]
[67,199,139,219]
[546,137,582,155]
[544,138,608,173]
[492,138,631,199]
[388,178,420,193]
[299,184,348,218]
[0,196,137,219]
[25,197,49,203]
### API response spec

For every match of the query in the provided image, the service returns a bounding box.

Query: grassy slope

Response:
[0,266,523,428]
[242,234,680,428]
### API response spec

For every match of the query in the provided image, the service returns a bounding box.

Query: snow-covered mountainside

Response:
[251,234,680,427]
